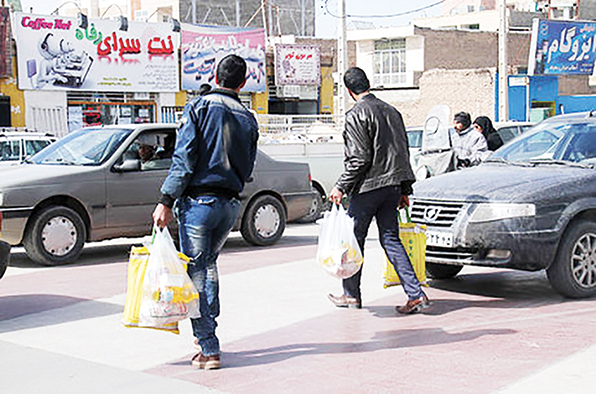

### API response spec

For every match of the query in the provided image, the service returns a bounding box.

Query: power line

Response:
[322,0,448,19]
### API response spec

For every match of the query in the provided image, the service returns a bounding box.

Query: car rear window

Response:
[0,140,20,161]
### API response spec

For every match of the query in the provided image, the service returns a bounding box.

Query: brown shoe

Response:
[396,293,430,314]
[191,352,221,370]
[328,293,362,309]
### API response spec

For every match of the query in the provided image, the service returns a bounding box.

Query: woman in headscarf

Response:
[473,116,503,151]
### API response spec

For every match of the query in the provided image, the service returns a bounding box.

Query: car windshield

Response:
[30,127,133,166]
[489,120,596,166]
[407,129,423,148]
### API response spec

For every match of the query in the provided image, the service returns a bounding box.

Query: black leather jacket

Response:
[336,93,415,196]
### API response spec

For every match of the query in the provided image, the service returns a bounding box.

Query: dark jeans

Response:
[343,185,424,301]
[175,195,240,356]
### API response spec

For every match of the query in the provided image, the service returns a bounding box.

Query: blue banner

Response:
[529,19,596,75]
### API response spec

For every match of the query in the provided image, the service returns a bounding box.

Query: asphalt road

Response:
[1,222,595,394]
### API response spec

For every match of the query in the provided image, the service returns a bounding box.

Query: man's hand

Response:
[399,195,410,209]
[153,203,173,229]
[329,186,343,205]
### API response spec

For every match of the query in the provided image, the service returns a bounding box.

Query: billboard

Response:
[528,18,596,75]
[181,24,266,92]
[12,12,179,92]
[274,44,320,86]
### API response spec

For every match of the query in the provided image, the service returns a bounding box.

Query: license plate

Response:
[426,230,453,247]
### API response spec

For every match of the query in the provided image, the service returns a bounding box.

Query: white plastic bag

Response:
[316,204,363,279]
[138,227,201,328]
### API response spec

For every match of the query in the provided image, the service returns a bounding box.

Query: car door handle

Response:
[246,176,254,183]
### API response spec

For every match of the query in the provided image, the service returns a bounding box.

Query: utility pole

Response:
[337,0,347,121]
[498,0,508,121]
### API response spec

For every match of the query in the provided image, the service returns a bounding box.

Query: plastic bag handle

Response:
[398,206,412,224]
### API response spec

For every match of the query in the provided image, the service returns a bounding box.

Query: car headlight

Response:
[469,203,536,223]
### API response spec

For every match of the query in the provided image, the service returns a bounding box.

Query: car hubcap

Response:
[308,194,320,216]
[571,233,596,288]
[41,216,77,256]
[254,204,280,238]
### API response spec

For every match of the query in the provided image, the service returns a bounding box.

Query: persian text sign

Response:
[528,19,596,75]
[13,12,179,91]
[275,44,320,85]
[181,24,265,92]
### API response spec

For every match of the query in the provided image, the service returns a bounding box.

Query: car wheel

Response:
[23,206,86,266]
[425,262,463,279]
[0,241,9,279]
[296,187,324,223]
[240,195,286,246]
[547,220,596,298]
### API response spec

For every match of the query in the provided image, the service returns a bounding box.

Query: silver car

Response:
[0,124,314,266]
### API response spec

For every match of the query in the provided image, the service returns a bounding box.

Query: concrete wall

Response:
[374,68,496,127]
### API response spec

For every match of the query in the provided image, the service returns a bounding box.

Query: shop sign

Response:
[181,24,265,93]
[12,12,179,92]
[528,18,596,75]
[274,44,320,86]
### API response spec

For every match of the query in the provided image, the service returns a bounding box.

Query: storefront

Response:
[12,12,180,133]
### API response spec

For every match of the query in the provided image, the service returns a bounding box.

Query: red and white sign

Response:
[274,44,320,86]
[12,12,179,92]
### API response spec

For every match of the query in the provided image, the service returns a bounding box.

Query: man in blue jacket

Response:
[153,54,259,370]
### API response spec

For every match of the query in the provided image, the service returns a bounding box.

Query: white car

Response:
[0,132,56,166]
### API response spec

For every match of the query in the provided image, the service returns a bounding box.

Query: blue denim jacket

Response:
[160,89,259,206]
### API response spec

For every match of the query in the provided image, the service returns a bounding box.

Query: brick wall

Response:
[416,27,532,70]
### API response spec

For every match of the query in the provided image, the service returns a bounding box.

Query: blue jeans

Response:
[175,195,240,356]
[343,185,424,301]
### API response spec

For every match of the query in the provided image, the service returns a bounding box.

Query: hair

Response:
[344,67,370,95]
[198,83,212,96]
[216,54,247,90]
[454,111,472,129]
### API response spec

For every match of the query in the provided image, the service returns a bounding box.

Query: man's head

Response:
[138,144,155,162]
[344,67,370,99]
[453,112,472,132]
[216,54,247,91]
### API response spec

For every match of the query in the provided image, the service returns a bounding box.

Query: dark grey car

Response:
[0,124,314,266]
[411,111,596,298]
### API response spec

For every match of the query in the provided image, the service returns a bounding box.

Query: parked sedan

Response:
[0,131,56,166]
[411,111,596,298]
[0,124,314,266]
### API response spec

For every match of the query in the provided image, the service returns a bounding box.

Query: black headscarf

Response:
[473,116,503,151]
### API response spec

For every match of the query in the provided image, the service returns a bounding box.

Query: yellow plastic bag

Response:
[384,208,427,288]
[121,242,192,334]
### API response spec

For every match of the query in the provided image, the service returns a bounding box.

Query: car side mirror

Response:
[113,159,140,172]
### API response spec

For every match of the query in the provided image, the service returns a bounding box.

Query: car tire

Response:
[547,220,596,299]
[296,186,324,223]
[0,241,9,279]
[23,206,86,266]
[240,195,286,246]
[425,262,463,279]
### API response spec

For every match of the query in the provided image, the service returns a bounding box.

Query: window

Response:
[373,39,406,87]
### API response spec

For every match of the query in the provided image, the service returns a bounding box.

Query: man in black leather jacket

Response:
[328,67,430,314]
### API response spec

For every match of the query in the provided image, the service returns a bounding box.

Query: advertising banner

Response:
[528,18,596,75]
[181,24,265,93]
[12,12,179,91]
[274,44,320,86]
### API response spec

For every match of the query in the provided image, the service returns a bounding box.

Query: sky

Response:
[18,0,445,38]
[315,0,444,38]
